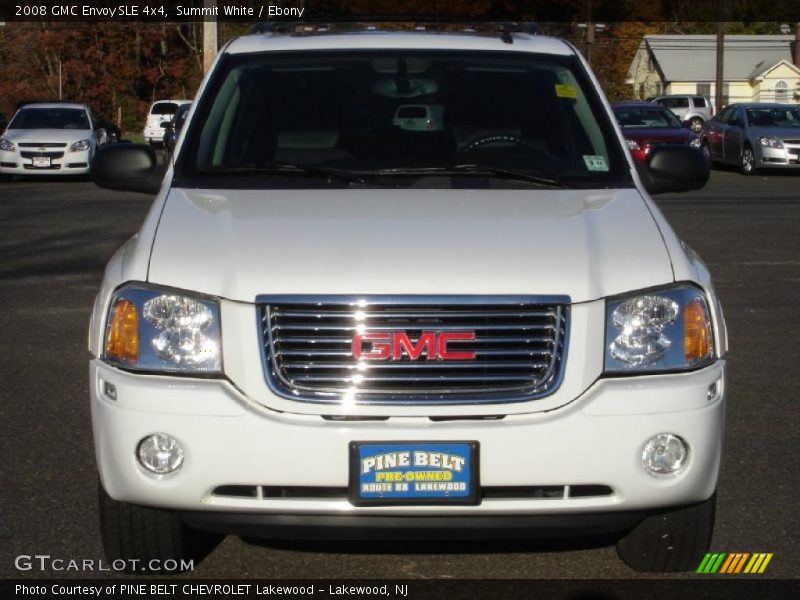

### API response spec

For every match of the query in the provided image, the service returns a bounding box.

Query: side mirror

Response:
[92,143,163,194]
[636,146,709,195]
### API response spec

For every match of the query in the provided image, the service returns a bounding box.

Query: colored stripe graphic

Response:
[697,553,726,573]
[744,553,773,574]
[697,552,773,574]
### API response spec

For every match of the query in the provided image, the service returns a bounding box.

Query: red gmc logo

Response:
[353,332,476,361]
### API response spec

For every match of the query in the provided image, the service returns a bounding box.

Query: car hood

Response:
[1,129,91,144]
[147,188,674,304]
[622,128,694,143]
[748,126,800,139]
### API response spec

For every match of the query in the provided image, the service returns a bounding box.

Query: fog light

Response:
[102,381,117,401]
[137,434,184,475]
[642,433,687,475]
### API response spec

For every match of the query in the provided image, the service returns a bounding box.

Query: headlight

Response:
[103,284,222,374]
[70,139,90,152]
[625,139,641,151]
[0,138,16,151]
[689,138,702,148]
[758,136,783,149]
[605,286,714,373]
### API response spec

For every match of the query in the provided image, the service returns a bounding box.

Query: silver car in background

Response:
[652,95,714,132]
[699,103,800,175]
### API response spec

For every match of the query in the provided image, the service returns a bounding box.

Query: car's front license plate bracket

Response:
[349,441,480,506]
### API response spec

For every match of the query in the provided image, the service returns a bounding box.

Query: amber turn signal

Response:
[684,297,713,364]
[105,298,138,363]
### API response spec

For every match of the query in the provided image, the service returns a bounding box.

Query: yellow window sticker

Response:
[555,84,578,99]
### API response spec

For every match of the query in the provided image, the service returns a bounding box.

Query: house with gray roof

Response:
[627,35,800,109]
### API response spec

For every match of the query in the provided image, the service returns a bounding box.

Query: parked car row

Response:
[617,94,800,176]
[0,98,193,179]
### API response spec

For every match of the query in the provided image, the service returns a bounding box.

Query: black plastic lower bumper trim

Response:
[178,511,646,541]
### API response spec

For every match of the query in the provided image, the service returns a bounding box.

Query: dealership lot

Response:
[0,169,797,579]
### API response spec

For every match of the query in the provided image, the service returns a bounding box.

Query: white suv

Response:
[143,99,191,145]
[89,25,726,574]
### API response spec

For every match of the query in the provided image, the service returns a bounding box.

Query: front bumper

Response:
[143,128,166,144]
[0,148,91,175]
[756,144,800,168]
[91,358,725,526]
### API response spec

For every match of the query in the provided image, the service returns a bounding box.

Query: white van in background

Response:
[143,99,191,145]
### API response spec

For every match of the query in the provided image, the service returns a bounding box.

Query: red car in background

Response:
[612,101,701,163]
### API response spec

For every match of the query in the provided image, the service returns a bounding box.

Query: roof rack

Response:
[251,20,543,43]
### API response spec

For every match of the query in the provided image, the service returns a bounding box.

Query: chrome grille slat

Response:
[272,323,555,332]
[274,335,553,344]
[276,348,553,357]
[282,361,550,370]
[258,296,569,405]
[273,310,556,319]
[291,374,538,383]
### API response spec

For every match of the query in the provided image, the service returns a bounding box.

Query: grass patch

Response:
[122,132,146,144]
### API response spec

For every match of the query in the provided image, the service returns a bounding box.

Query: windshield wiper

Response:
[198,163,367,184]
[374,164,567,188]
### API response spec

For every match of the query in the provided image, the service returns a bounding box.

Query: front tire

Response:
[98,480,222,574]
[616,493,716,572]
[741,145,758,176]
[701,141,714,166]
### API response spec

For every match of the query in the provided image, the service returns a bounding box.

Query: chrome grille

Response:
[258,296,569,405]
[20,151,64,159]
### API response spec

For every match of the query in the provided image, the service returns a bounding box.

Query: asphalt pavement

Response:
[0,168,797,579]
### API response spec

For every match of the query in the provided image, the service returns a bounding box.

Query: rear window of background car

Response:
[151,103,180,115]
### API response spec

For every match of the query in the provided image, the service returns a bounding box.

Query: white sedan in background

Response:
[0,102,104,176]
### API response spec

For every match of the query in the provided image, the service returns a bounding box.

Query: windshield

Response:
[746,107,800,128]
[613,106,683,129]
[9,108,90,130]
[177,50,630,189]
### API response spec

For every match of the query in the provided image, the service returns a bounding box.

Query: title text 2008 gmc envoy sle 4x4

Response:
[88,24,726,573]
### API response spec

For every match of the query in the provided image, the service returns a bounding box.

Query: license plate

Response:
[349,441,479,506]
[32,156,51,168]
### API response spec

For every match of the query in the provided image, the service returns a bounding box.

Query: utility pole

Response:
[577,0,604,67]
[714,0,725,112]
[795,22,800,68]
[585,0,593,66]
[58,59,62,100]
[202,0,217,74]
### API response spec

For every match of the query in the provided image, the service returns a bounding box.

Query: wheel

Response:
[701,141,713,166]
[688,117,704,133]
[98,480,222,574]
[616,493,716,572]
[741,145,758,176]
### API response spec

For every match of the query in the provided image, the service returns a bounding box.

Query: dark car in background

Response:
[162,103,191,157]
[95,114,121,145]
[612,101,700,163]
[699,103,800,175]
